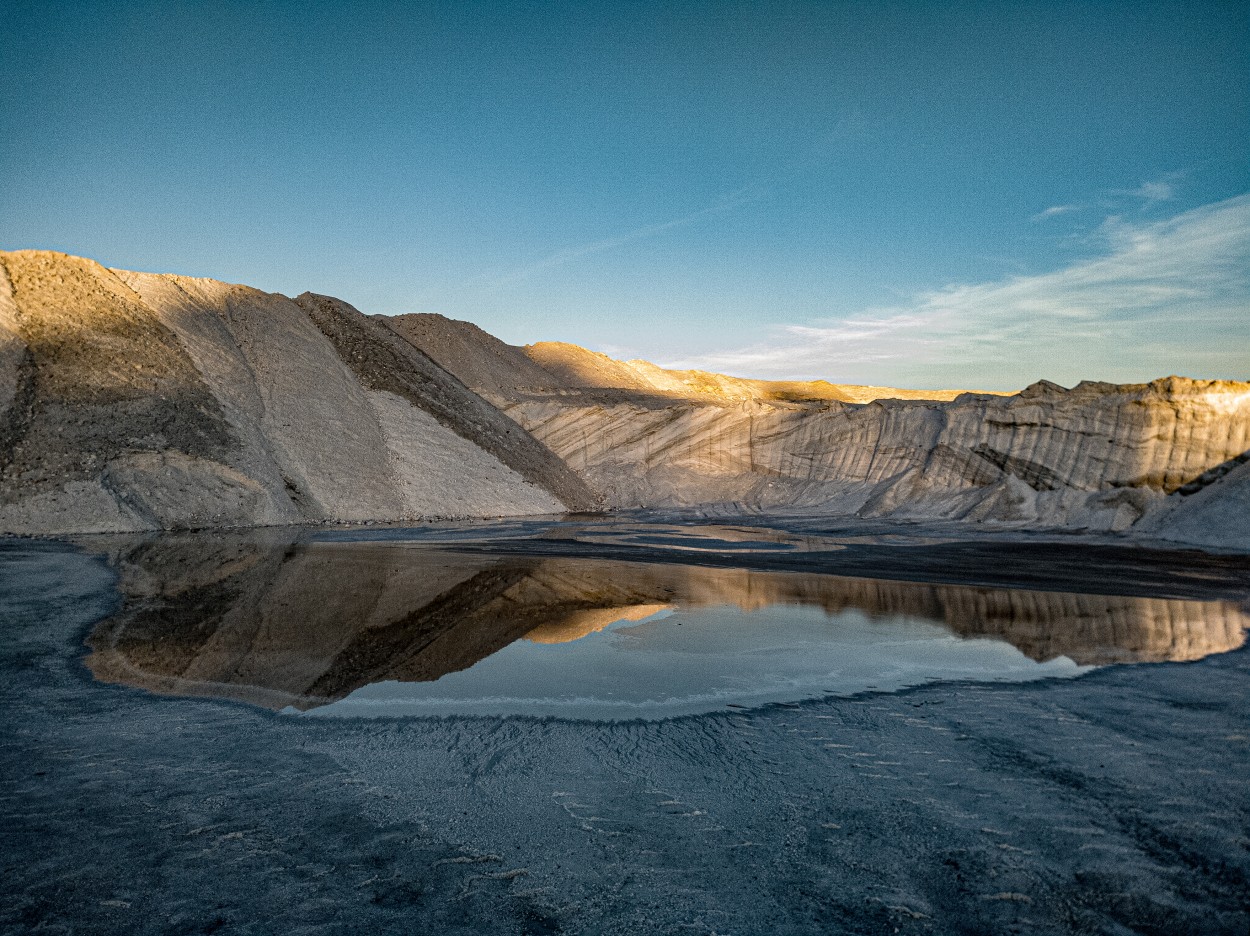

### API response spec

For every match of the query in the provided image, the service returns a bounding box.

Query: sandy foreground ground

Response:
[2,522,1249,935]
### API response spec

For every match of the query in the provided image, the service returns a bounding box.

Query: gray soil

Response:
[2,528,1249,935]
[0,254,234,503]
[295,294,597,512]
[379,314,569,402]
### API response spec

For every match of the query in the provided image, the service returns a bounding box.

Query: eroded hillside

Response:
[0,251,593,534]
[383,314,1250,547]
[2,253,1246,547]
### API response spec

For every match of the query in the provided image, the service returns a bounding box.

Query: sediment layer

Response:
[383,314,1249,547]
[2,250,1246,548]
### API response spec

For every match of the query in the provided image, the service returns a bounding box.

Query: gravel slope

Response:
[0,251,591,534]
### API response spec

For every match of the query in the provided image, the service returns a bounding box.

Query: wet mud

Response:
[2,520,1249,934]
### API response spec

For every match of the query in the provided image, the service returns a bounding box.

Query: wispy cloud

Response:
[1132,179,1176,204]
[1031,204,1080,222]
[481,188,764,290]
[666,195,1250,389]
[1029,172,1187,226]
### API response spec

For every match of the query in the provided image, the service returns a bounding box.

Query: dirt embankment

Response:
[3,251,1245,548]
[0,251,592,534]
[381,314,1250,549]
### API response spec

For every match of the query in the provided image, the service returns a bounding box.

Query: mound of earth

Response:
[382,315,1250,549]
[383,314,995,405]
[2,252,1246,550]
[0,251,594,534]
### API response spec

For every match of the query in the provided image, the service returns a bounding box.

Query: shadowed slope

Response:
[0,251,589,533]
[0,251,269,531]
[375,312,1249,547]
[1136,457,1250,549]
[381,313,568,401]
[297,295,596,512]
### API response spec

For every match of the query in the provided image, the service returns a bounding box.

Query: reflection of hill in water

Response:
[87,534,1250,711]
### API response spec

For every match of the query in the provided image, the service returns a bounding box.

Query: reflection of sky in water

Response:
[85,535,1248,718]
[304,603,1091,721]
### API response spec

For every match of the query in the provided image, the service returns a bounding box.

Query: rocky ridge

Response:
[522,340,997,403]
[382,315,995,405]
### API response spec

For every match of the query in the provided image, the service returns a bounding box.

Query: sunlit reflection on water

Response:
[86,532,1249,719]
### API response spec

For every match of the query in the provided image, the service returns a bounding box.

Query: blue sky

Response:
[1,0,1246,389]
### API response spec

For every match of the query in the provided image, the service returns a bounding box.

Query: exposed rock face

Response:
[85,535,1250,711]
[379,315,1249,546]
[3,252,1246,547]
[503,378,1250,537]
[0,251,591,533]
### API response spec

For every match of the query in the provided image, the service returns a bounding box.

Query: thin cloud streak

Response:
[667,195,1250,390]
[481,188,764,290]
[1031,204,1079,222]
[1029,173,1186,226]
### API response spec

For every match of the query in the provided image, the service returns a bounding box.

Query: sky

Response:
[1,0,1246,389]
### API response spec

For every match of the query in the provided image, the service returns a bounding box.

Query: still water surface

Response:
[85,531,1250,719]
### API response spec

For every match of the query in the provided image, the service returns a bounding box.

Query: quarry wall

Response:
[1,250,1245,549]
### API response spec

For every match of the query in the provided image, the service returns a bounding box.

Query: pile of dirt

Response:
[2,250,1245,550]
[0,251,593,534]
